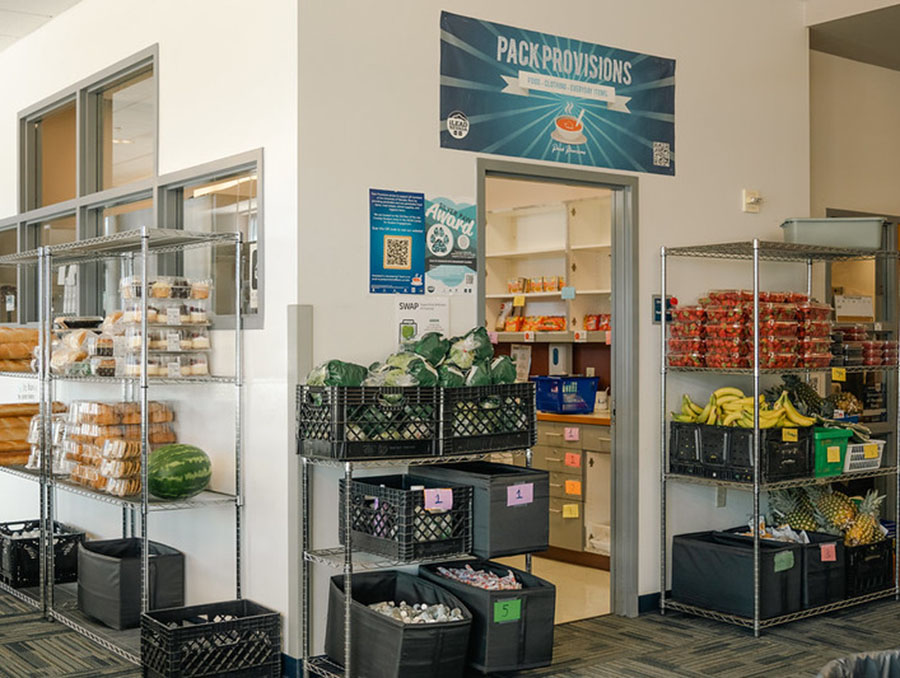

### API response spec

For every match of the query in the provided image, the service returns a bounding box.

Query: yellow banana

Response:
[713,387,745,400]
[706,405,718,426]
[716,395,740,405]
[697,396,714,423]
[723,411,743,426]
[685,396,704,416]
[681,396,695,419]
[781,394,815,427]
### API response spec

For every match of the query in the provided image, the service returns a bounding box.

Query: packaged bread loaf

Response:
[101,439,142,460]
[0,451,31,466]
[0,327,38,344]
[0,402,65,418]
[106,477,140,497]
[0,343,37,360]
[99,458,141,479]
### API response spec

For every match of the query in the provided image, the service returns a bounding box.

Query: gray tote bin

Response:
[781,217,885,250]
[77,538,184,630]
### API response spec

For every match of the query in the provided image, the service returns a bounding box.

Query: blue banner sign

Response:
[440,11,676,175]
[369,189,425,295]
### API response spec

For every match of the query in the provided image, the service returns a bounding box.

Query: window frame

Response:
[0,45,264,329]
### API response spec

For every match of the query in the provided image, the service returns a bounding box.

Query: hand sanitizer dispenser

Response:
[548,343,572,375]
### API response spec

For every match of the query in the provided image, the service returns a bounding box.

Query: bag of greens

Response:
[439,363,466,388]
[306,360,367,387]
[411,332,450,366]
[490,355,517,384]
[465,361,492,387]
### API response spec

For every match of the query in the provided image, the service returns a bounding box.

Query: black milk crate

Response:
[413,462,549,558]
[669,460,705,477]
[727,427,813,482]
[296,385,439,460]
[698,425,729,468]
[0,520,84,588]
[441,383,536,455]
[846,539,894,597]
[339,474,473,562]
[419,560,555,673]
[672,529,802,619]
[669,421,700,469]
[141,599,281,678]
[800,532,846,609]
[325,571,471,678]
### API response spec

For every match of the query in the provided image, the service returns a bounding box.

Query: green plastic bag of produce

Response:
[439,364,466,388]
[306,360,367,387]
[467,327,495,362]
[384,352,422,372]
[363,367,418,387]
[465,361,492,387]
[490,355,517,384]
[448,327,493,370]
[411,332,450,366]
[408,359,438,386]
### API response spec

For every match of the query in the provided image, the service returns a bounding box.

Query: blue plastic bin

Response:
[532,376,598,414]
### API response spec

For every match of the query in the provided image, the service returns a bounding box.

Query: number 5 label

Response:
[494,598,522,623]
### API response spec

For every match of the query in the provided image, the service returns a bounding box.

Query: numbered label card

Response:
[562,503,579,519]
[573,330,588,343]
[513,295,526,307]
[506,483,534,507]
[864,443,880,459]
[826,446,841,464]
[564,452,581,468]
[564,427,580,442]
[493,599,522,623]
[565,479,582,496]
[782,428,798,442]
[820,542,837,563]
[424,488,453,511]
[831,367,846,382]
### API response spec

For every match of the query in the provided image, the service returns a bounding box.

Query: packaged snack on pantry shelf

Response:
[187,355,209,376]
[86,333,115,357]
[504,316,524,332]
[668,352,704,367]
[669,321,704,338]
[536,316,566,332]
[124,355,163,377]
[506,278,526,294]
[70,463,108,491]
[668,337,703,353]
[521,316,539,332]
[671,306,706,323]
[543,276,560,292]
[106,477,141,498]
[89,357,119,377]
[584,314,600,331]
[62,440,102,466]
[100,439,141,460]
[527,277,544,293]
[99,458,141,479]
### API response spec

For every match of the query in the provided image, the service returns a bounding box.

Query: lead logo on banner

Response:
[440,12,676,175]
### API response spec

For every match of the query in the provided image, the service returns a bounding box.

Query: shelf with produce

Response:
[660,238,900,637]
[51,475,237,512]
[302,450,524,469]
[485,247,566,260]
[493,330,610,343]
[665,588,897,630]
[666,466,899,492]
[51,374,237,385]
[485,291,562,299]
[304,547,473,572]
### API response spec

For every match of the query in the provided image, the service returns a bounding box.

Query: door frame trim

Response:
[476,158,639,617]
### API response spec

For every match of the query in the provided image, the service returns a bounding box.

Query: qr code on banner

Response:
[653,141,671,167]
[383,235,412,270]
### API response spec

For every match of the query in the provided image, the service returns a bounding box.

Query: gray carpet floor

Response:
[1,588,899,677]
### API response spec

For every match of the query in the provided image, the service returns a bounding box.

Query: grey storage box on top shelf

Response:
[78,538,184,630]
[781,217,886,250]
[414,462,549,558]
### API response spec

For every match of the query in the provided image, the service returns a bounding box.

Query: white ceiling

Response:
[0,0,82,53]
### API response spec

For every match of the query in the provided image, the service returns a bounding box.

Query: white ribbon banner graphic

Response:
[501,70,632,113]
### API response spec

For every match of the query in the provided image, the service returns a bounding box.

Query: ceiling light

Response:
[190,175,257,199]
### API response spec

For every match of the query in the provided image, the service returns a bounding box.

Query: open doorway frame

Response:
[476,158,639,617]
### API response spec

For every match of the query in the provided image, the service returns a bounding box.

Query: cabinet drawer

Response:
[532,447,583,474]
[549,497,584,551]
[537,423,581,449]
[582,427,611,452]
[548,470,584,500]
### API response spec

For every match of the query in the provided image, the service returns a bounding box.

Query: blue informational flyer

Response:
[440,11,676,175]
[424,196,476,296]
[369,189,425,295]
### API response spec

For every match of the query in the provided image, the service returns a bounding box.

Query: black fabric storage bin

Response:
[141,599,282,678]
[325,570,471,678]
[846,539,894,597]
[419,560,554,673]
[672,530,802,619]
[78,538,184,630]
[414,462,548,558]
[801,532,846,609]
[0,520,84,588]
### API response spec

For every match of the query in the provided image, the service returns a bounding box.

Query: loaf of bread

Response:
[0,451,31,466]
[0,360,34,373]
[0,402,66,418]
[0,343,36,360]
[0,416,36,430]
[0,427,30,443]
[0,328,38,344]
[0,440,31,453]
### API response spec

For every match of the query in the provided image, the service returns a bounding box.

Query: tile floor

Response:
[497,555,610,623]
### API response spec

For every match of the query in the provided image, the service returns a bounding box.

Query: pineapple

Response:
[844,490,886,546]
[769,489,817,532]
[807,486,857,530]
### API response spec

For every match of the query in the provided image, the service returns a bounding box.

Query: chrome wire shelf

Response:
[667,365,894,376]
[0,579,41,610]
[306,656,345,678]
[664,241,896,262]
[300,450,525,468]
[667,467,900,492]
[665,588,898,629]
[49,608,140,664]
[0,464,42,483]
[304,547,472,571]
[0,371,38,379]
[0,228,234,266]
[52,374,237,385]
[50,476,237,512]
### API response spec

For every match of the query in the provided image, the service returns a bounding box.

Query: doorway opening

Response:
[477,159,639,620]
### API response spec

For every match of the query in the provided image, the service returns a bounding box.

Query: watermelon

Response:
[148,444,212,500]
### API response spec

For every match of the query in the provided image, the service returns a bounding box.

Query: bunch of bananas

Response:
[672,387,815,428]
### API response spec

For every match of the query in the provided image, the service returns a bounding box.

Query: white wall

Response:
[299,0,811,646]
[0,0,298,649]
[804,0,900,25]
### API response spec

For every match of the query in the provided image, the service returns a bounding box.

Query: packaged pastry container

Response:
[89,357,119,377]
[671,306,706,323]
[800,353,833,368]
[669,322,704,338]
[70,463,108,491]
[799,320,833,338]
[668,337,704,353]
[800,338,832,356]
[703,305,747,323]
[705,323,747,339]
[667,353,704,367]
[797,303,832,321]
[86,333,115,357]
[708,290,754,304]
[120,276,212,302]
[101,439,141,460]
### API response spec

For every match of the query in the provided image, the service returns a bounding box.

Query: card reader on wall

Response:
[548,343,572,375]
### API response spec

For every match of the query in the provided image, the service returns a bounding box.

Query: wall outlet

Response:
[742,189,762,213]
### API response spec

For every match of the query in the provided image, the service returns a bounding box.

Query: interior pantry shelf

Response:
[667,466,899,491]
[665,588,897,630]
[304,547,473,572]
[301,450,524,469]
[486,288,611,299]
[51,374,238,385]
[485,247,566,259]
[495,330,610,343]
[667,365,895,376]
[664,240,898,262]
[305,655,345,678]
[0,578,40,610]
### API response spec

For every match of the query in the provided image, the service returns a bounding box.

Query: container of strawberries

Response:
[705,352,752,369]
[800,320,833,338]
[668,337,704,353]
[759,353,799,369]
[668,352,705,367]
[708,289,754,304]
[759,336,799,353]
[705,323,747,339]
[796,302,832,321]
[671,306,706,323]
[703,305,748,323]
[669,321,704,338]
[800,338,832,355]
[800,353,833,368]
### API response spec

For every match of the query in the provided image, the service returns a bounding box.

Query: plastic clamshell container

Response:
[757,303,798,322]
[705,353,751,369]
[705,323,746,339]
[801,353,833,368]
[667,338,703,353]
[668,353,704,367]
[797,303,832,321]
[781,217,885,250]
[759,336,799,353]
[800,320,833,338]
[669,322,704,338]
[759,353,799,369]
[708,290,753,304]
[800,338,832,355]
[703,305,748,323]
[671,306,706,323]
[705,337,747,351]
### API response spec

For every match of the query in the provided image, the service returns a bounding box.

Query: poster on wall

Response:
[424,195,476,296]
[395,296,450,348]
[369,189,425,294]
[439,11,676,176]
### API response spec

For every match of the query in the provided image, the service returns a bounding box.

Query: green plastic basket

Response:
[813,428,853,477]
